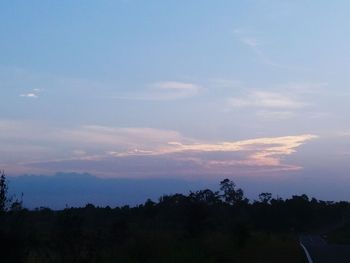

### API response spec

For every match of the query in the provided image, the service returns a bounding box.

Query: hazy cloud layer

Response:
[225,82,330,121]
[0,120,317,177]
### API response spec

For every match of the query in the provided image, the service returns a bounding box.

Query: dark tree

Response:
[258,192,272,204]
[188,189,221,205]
[220,179,246,206]
[0,171,23,213]
[0,170,9,213]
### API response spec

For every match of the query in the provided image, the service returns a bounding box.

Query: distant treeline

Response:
[0,172,349,263]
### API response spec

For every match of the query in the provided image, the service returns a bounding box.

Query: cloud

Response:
[126,134,317,169]
[256,110,295,120]
[240,37,260,48]
[233,28,312,71]
[28,134,317,177]
[153,81,199,91]
[0,120,317,177]
[227,90,308,120]
[233,28,277,66]
[281,82,328,94]
[228,91,305,110]
[20,93,38,98]
[209,79,242,89]
[334,131,350,137]
[113,81,201,101]
[224,82,331,120]
[0,121,188,165]
[20,88,41,98]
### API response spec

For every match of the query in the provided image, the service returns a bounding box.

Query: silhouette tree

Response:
[188,189,221,205]
[0,171,23,213]
[258,192,272,204]
[219,179,247,206]
[0,175,348,262]
[0,170,9,213]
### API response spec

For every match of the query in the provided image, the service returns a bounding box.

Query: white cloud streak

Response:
[20,88,41,98]
[20,93,38,98]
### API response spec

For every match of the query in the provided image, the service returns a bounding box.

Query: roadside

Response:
[300,233,350,263]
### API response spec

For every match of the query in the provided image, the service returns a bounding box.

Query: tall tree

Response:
[220,178,246,206]
[0,170,9,213]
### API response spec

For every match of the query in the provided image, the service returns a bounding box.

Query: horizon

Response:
[8,172,350,209]
[2,1,350,207]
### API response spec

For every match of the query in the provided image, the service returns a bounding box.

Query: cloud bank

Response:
[0,120,317,178]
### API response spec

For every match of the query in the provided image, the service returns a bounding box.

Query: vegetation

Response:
[0,171,349,262]
[0,170,23,214]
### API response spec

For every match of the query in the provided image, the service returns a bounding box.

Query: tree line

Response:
[0,171,349,262]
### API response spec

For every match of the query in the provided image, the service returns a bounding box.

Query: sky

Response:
[2,1,350,203]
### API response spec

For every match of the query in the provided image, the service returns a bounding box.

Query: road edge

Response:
[300,242,314,263]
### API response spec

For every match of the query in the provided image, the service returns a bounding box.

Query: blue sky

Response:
[1,1,350,200]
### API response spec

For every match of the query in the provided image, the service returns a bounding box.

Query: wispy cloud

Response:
[233,28,277,66]
[225,82,331,120]
[1,66,203,101]
[239,37,260,48]
[20,88,41,98]
[113,81,201,101]
[256,110,296,120]
[32,134,317,177]
[281,82,329,94]
[209,78,242,89]
[233,28,312,71]
[228,91,305,110]
[20,93,38,98]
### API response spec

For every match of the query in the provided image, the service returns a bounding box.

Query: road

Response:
[300,235,350,263]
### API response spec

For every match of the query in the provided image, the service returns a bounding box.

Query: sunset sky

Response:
[1,1,350,203]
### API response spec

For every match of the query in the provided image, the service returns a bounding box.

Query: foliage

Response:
[0,170,8,213]
[0,171,23,214]
[0,177,349,262]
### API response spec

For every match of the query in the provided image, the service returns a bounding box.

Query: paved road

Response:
[300,235,350,263]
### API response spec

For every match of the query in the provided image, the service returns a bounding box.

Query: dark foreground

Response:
[300,235,350,263]
[0,178,349,263]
